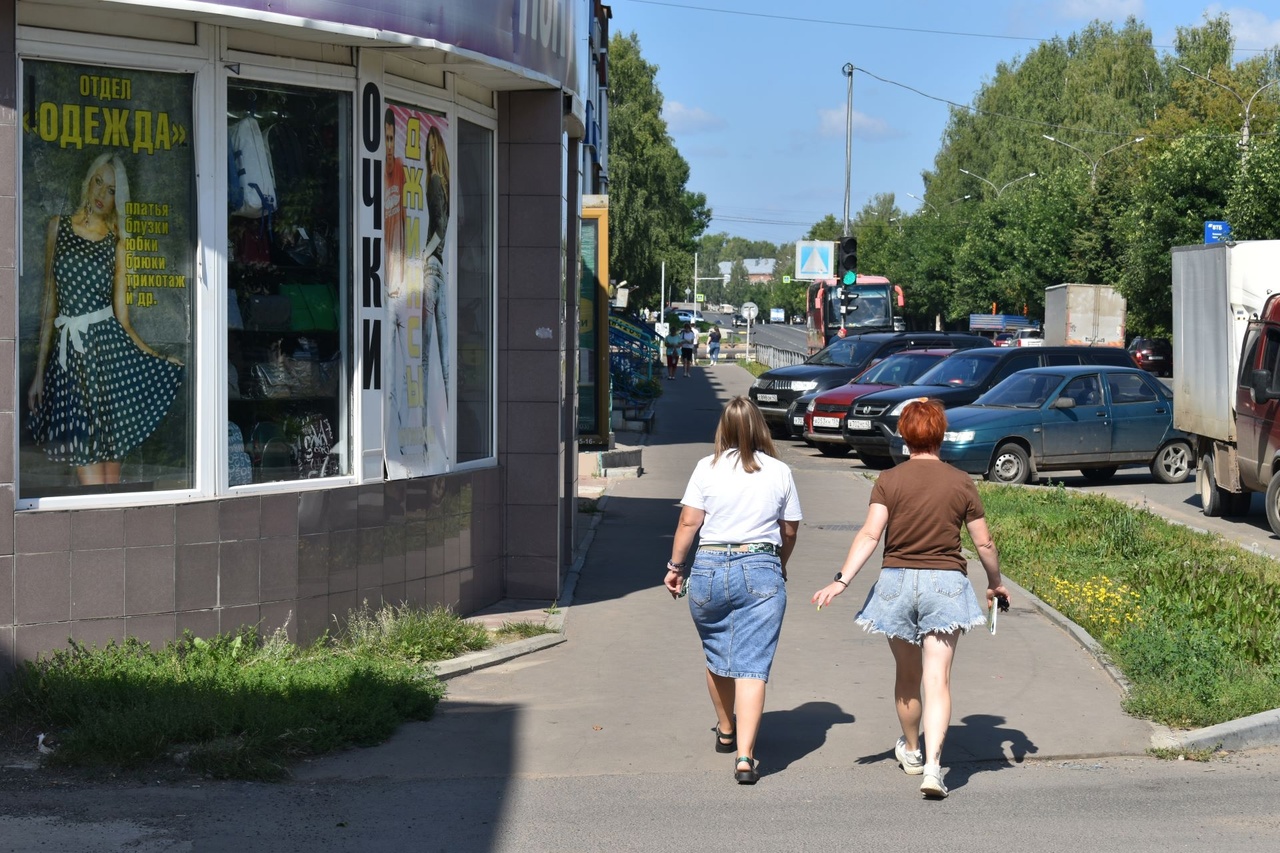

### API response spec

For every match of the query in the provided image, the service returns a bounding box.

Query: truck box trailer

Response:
[1043,283,1127,346]
[1172,240,1280,530]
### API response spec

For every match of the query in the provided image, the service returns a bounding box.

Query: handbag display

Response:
[247,346,340,400]
[243,293,292,331]
[280,283,339,332]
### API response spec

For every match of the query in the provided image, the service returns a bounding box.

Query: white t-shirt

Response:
[680,450,802,546]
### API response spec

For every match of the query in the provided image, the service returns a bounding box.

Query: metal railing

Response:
[752,343,807,369]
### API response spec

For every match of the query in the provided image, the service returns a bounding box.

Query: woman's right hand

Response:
[27,375,44,412]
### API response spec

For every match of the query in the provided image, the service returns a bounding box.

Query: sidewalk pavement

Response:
[393,359,1276,788]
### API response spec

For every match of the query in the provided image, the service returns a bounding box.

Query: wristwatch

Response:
[834,572,849,587]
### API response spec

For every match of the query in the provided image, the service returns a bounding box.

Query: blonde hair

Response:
[78,152,130,238]
[713,396,777,473]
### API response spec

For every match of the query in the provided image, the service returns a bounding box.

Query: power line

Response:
[619,0,1269,53]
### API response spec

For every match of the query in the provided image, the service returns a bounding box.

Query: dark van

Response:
[747,332,992,435]
[841,345,1138,466]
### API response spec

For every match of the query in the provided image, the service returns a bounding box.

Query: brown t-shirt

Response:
[868,458,985,572]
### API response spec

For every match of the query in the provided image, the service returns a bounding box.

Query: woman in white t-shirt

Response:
[664,397,802,784]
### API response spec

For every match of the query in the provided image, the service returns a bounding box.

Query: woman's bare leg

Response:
[706,669,736,739]
[920,630,959,766]
[888,636,923,753]
[77,461,122,485]
[733,678,765,765]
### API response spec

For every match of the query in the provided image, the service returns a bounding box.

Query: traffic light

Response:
[837,235,858,284]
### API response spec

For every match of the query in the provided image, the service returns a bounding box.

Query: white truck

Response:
[1172,241,1280,530]
[1043,283,1127,347]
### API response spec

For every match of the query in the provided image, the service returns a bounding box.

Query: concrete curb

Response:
[433,491,609,680]
[1003,568,1280,753]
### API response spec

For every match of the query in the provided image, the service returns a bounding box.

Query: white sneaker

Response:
[920,764,948,799]
[894,737,924,775]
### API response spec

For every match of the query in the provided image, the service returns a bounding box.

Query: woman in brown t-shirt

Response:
[812,399,1009,799]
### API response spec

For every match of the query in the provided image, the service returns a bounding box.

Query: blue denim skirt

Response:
[687,550,786,681]
[855,568,986,645]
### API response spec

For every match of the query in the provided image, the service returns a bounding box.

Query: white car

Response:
[675,310,704,324]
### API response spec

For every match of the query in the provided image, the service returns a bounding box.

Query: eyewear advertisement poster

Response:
[18,60,194,499]
[384,103,451,478]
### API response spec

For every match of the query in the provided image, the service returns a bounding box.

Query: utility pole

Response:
[842,63,854,236]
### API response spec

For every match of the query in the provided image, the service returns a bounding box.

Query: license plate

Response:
[847,418,872,431]
[1146,355,1164,361]
[792,416,805,426]
[813,416,840,428]
[757,393,778,403]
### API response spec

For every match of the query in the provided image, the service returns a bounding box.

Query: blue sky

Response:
[608,0,1280,246]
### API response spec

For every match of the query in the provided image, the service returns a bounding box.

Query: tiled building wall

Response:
[1,0,17,673]
[498,89,568,600]
[0,469,503,673]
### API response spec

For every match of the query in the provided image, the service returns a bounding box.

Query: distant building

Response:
[718,258,777,285]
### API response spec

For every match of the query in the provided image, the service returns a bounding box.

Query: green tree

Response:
[607,33,710,308]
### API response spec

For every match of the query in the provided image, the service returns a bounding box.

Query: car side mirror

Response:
[1251,368,1276,403]
[1052,396,1076,409]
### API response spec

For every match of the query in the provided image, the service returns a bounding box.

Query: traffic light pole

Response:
[842,63,854,235]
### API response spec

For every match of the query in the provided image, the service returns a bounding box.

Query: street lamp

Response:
[1042,134,1145,189]
[1177,64,1279,161]
[907,193,971,217]
[906,192,938,216]
[959,168,1037,198]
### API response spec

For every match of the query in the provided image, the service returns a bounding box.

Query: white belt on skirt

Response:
[54,306,114,370]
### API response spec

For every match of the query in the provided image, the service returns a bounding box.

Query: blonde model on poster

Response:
[421,124,451,461]
[27,152,184,485]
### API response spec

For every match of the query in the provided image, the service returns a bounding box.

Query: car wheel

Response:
[1080,466,1118,484]
[817,444,851,458]
[857,453,894,470]
[987,442,1031,485]
[1265,471,1280,536]
[1150,441,1192,484]
[1198,451,1226,517]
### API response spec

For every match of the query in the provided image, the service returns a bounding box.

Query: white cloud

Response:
[817,107,896,140]
[1214,6,1280,52]
[1053,0,1144,19]
[663,101,726,134]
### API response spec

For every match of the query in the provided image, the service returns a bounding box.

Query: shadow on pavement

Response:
[758,701,857,774]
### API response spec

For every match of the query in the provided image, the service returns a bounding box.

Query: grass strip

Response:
[977,482,1280,729]
[0,603,497,779]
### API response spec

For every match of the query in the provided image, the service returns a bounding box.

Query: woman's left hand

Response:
[811,582,845,610]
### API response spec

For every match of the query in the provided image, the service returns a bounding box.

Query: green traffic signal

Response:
[842,271,857,285]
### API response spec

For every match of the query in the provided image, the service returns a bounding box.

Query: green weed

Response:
[979,483,1280,728]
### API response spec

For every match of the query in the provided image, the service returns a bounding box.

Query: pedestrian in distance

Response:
[664,328,682,379]
[680,323,696,376]
[664,396,802,785]
[811,399,1008,799]
[708,326,722,365]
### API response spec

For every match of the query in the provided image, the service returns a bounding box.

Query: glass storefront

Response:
[226,81,352,485]
[18,60,195,499]
[456,119,495,464]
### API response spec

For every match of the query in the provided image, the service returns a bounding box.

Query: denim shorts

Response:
[855,567,986,644]
[687,550,786,681]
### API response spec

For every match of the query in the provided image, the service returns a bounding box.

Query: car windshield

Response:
[973,372,1066,407]
[913,353,997,388]
[856,352,946,386]
[807,338,881,367]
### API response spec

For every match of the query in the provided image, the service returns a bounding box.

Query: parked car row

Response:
[750,334,1192,485]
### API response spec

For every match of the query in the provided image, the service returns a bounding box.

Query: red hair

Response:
[898,398,946,454]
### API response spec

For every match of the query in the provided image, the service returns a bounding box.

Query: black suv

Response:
[842,345,1139,465]
[747,332,992,435]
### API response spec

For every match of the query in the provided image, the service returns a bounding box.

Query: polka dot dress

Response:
[29,215,184,467]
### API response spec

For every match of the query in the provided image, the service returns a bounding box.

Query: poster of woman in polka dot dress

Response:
[26,153,185,487]
[20,61,194,498]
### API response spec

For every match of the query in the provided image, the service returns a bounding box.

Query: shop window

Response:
[18,60,195,500]
[456,119,495,463]
[227,82,350,485]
